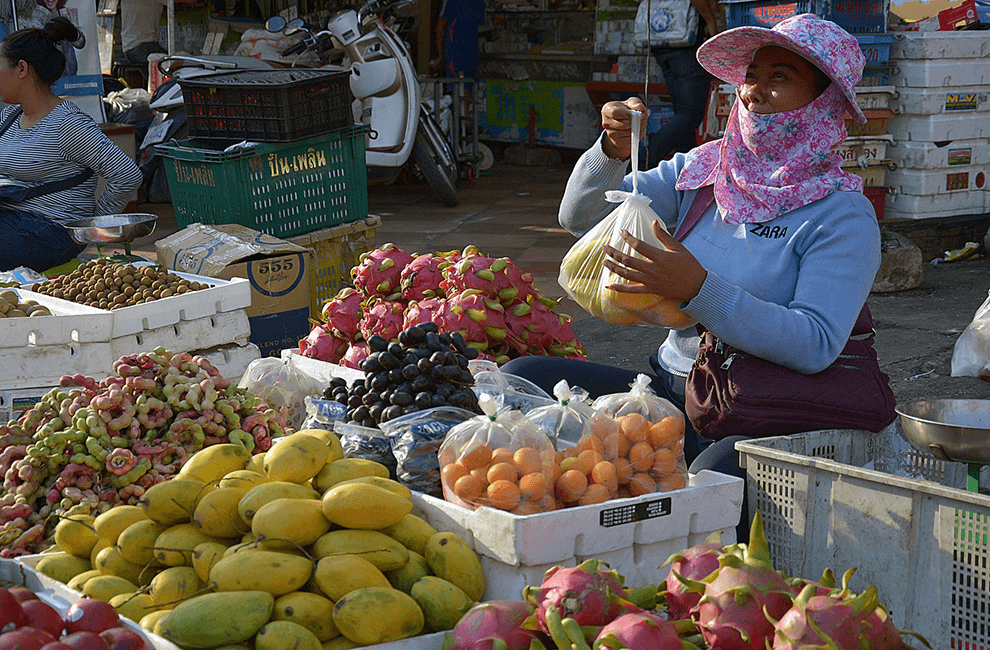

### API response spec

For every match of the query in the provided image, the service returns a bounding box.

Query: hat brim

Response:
[697,27,867,123]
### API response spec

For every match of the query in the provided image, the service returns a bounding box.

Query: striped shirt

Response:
[0,102,143,225]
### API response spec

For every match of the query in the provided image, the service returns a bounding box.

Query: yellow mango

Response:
[139,609,171,632]
[272,592,339,642]
[66,568,102,592]
[333,476,411,500]
[322,638,360,650]
[312,530,409,572]
[321,483,411,530]
[244,454,266,475]
[35,552,91,584]
[139,479,207,526]
[410,576,475,632]
[94,505,147,545]
[194,487,251,539]
[313,458,389,494]
[297,428,344,463]
[313,554,390,602]
[423,532,485,601]
[178,443,252,484]
[382,514,438,556]
[54,514,98,558]
[150,566,204,608]
[264,433,331,483]
[331,587,424,646]
[117,519,168,566]
[385,550,432,594]
[192,542,228,583]
[209,549,313,597]
[90,538,111,566]
[218,469,269,493]
[154,523,227,567]
[109,591,159,623]
[159,590,274,648]
[94,545,146,585]
[255,620,322,650]
[252,498,330,550]
[82,574,139,602]
[238,482,321,527]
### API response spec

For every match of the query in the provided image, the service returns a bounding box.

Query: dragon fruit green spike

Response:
[403,297,445,330]
[350,242,415,297]
[522,558,633,636]
[321,286,365,341]
[439,289,509,351]
[298,323,349,364]
[340,341,370,369]
[784,567,838,599]
[503,298,555,356]
[592,610,703,650]
[399,253,449,301]
[545,313,587,359]
[359,298,406,342]
[769,584,879,650]
[660,531,723,621]
[440,250,538,305]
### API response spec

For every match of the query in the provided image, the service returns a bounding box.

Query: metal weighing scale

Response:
[64,213,159,264]
[896,399,990,494]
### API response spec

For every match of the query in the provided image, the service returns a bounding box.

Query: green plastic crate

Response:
[157,124,369,239]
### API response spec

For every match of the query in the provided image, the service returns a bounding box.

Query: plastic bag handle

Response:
[629,110,642,196]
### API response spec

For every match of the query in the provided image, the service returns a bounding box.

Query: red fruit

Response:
[8,588,39,604]
[442,600,545,650]
[63,601,119,636]
[58,632,110,650]
[0,588,28,629]
[40,644,76,650]
[97,629,151,650]
[0,628,56,650]
[20,601,64,638]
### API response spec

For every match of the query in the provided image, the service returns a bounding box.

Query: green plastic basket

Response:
[156,124,369,239]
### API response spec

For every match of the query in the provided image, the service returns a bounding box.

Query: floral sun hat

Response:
[696,13,867,123]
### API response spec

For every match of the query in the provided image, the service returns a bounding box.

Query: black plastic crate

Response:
[179,68,354,142]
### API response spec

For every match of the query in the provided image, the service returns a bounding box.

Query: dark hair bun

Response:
[42,16,80,46]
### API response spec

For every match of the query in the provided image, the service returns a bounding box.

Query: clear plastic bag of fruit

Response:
[379,405,479,497]
[526,379,614,448]
[300,395,347,431]
[437,395,557,514]
[557,111,696,330]
[333,420,398,480]
[472,370,556,414]
[588,373,690,495]
[238,357,326,430]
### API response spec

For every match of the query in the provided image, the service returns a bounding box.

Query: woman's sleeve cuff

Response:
[586,134,629,178]
[681,270,737,331]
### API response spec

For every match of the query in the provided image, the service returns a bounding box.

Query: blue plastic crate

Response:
[856,34,897,64]
[721,0,890,33]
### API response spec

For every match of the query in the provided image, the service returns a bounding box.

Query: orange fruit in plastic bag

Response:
[488,462,518,484]
[491,447,515,466]
[614,457,634,485]
[555,469,588,503]
[608,289,663,311]
[513,447,543,476]
[559,456,580,474]
[576,434,605,455]
[591,461,618,493]
[620,413,650,443]
[658,474,687,492]
[601,432,630,461]
[512,501,543,515]
[650,447,677,476]
[629,472,657,497]
[442,462,468,488]
[628,442,654,472]
[651,297,696,329]
[488,480,521,510]
[461,443,493,470]
[591,416,620,439]
[454,474,485,502]
[519,472,550,499]
[578,483,610,506]
[561,447,579,460]
[649,416,685,449]
[577,449,603,476]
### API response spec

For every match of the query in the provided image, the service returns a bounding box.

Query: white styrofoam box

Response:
[887,112,990,142]
[0,288,112,348]
[110,309,251,360]
[1,339,115,389]
[890,58,990,88]
[282,349,366,385]
[835,135,892,167]
[890,30,990,61]
[887,163,988,197]
[410,470,743,601]
[893,85,990,116]
[198,342,262,383]
[854,86,896,110]
[4,556,182,650]
[842,161,888,187]
[888,137,990,169]
[0,384,55,423]
[885,189,988,220]
[735,429,990,650]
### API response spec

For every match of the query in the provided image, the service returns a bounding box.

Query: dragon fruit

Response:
[660,531,723,621]
[523,559,633,638]
[400,253,449,301]
[439,289,509,352]
[770,583,879,650]
[340,341,370,369]
[351,243,416,297]
[544,312,587,359]
[321,286,365,341]
[441,600,548,650]
[298,323,349,364]
[674,512,794,650]
[403,297,445,330]
[358,298,406,342]
[784,567,839,598]
[441,248,538,305]
[503,298,555,356]
[592,610,702,650]
[860,603,930,649]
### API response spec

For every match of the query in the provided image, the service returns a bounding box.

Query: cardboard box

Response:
[909,0,979,29]
[156,223,313,358]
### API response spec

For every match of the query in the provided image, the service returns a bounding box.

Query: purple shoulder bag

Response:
[674,186,897,440]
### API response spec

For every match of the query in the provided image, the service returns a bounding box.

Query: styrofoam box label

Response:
[893,85,990,116]
[0,385,54,422]
[888,138,990,170]
[890,59,990,88]
[0,288,112,348]
[890,31,990,61]
[885,189,988,220]
[854,86,895,110]
[887,164,988,195]
[835,136,892,166]
[887,112,990,142]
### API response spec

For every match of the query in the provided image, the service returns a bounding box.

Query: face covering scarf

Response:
[675,83,863,225]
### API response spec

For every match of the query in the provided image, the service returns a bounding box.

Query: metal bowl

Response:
[895,399,990,464]
[64,213,158,245]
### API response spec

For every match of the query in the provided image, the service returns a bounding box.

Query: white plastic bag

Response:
[526,379,614,447]
[634,0,700,49]
[558,111,696,329]
[238,357,326,431]
[951,289,990,378]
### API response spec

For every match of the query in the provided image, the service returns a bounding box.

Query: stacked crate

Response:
[884,31,990,220]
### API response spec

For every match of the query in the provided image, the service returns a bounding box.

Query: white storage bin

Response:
[109,309,251,360]
[885,189,989,220]
[410,470,743,601]
[887,112,990,142]
[892,85,990,116]
[835,135,892,167]
[0,288,112,347]
[735,429,990,650]
[887,137,990,169]
[887,164,988,196]
[197,341,262,383]
[0,384,56,423]
[890,58,990,88]
[854,86,896,110]
[281,349,366,385]
[890,30,990,61]
[0,339,115,389]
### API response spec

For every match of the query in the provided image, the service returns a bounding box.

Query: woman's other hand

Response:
[601,97,649,161]
[602,219,708,302]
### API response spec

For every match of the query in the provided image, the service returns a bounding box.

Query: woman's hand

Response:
[602,219,708,302]
[601,97,649,161]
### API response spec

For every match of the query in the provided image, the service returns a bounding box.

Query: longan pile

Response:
[439,443,557,516]
[0,289,52,318]
[31,259,206,310]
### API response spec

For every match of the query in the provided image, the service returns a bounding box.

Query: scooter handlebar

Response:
[282,41,308,56]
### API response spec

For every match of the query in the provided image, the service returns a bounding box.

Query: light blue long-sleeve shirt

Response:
[558,137,881,377]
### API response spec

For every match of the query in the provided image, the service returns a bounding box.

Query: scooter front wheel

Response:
[412,112,459,207]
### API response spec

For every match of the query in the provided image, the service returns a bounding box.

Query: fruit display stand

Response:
[735,428,990,649]
[410,470,743,602]
[1,557,181,650]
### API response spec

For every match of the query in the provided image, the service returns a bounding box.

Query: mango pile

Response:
[31,430,486,648]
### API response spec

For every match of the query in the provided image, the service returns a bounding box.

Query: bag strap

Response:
[0,107,23,138]
[673,184,714,242]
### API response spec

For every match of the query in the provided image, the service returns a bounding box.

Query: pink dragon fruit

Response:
[351,243,416,297]
[660,531,724,621]
[770,584,879,650]
[298,323,349,364]
[340,341,370,369]
[441,248,538,305]
[674,512,794,650]
[439,289,509,352]
[358,298,406,342]
[321,286,365,341]
[523,558,633,638]
[503,298,555,356]
[784,567,838,598]
[441,600,548,650]
[544,312,587,359]
[400,253,449,301]
[860,603,930,649]
[592,610,702,650]
[403,297,445,330]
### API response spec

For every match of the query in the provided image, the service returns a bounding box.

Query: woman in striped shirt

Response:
[0,17,143,272]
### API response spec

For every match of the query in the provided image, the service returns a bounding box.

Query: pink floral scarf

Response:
[675,83,863,224]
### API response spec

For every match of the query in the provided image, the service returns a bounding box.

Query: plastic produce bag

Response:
[526,379,614,448]
[472,370,556,414]
[951,289,990,378]
[333,420,398,479]
[300,395,347,431]
[379,406,479,497]
[437,395,557,514]
[558,111,695,329]
[238,357,326,431]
